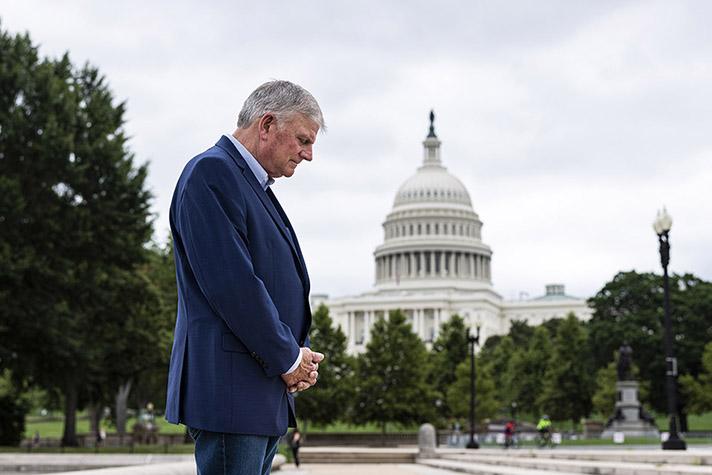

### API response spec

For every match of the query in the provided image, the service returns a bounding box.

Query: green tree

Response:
[480,335,514,408]
[352,310,437,435]
[428,314,468,418]
[507,320,535,349]
[0,24,154,445]
[0,370,30,446]
[123,241,178,429]
[679,341,712,414]
[588,271,712,428]
[506,325,552,417]
[447,356,498,423]
[538,313,594,428]
[295,304,355,431]
[91,262,168,435]
[541,318,564,342]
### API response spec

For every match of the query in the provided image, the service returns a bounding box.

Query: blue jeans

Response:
[188,427,281,475]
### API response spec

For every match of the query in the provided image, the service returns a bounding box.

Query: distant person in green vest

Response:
[537,415,552,435]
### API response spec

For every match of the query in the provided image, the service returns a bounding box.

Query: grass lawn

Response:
[0,444,197,454]
[24,414,186,440]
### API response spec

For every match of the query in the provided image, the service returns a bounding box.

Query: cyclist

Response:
[504,420,517,448]
[536,415,552,446]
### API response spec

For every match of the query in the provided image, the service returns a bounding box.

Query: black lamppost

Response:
[466,325,481,449]
[653,207,686,451]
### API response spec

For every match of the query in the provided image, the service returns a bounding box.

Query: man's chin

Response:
[283,166,298,177]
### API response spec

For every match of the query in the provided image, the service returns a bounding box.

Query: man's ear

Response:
[258,114,275,139]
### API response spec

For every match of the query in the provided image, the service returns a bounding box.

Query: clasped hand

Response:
[281,347,324,393]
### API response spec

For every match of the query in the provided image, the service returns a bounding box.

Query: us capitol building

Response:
[313,113,592,353]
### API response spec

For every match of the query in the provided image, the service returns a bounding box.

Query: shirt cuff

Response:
[283,350,302,375]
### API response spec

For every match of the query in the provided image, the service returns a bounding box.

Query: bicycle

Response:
[503,431,522,449]
[536,428,554,448]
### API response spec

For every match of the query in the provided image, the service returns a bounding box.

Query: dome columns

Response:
[374,249,491,285]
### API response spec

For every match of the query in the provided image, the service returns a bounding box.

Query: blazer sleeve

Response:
[174,156,300,377]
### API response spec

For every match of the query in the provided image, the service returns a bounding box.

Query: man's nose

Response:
[300,146,313,161]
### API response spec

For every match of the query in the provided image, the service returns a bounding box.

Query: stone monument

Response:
[601,341,659,438]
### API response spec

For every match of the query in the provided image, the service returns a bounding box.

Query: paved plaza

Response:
[3,446,712,475]
[278,464,463,474]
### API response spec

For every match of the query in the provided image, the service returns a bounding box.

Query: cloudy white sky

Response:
[2,0,710,301]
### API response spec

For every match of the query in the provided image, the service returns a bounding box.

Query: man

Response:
[537,415,552,436]
[503,420,516,448]
[165,80,326,475]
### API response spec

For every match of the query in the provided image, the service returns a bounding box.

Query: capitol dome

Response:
[394,166,472,208]
[373,112,492,291]
[393,117,472,208]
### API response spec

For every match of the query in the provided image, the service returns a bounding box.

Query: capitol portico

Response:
[314,113,592,353]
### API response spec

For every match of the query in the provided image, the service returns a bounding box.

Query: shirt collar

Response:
[225,134,275,190]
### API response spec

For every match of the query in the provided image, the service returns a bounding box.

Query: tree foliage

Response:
[507,320,535,349]
[428,314,468,418]
[352,310,437,431]
[588,271,712,417]
[506,325,552,417]
[538,313,594,427]
[679,341,712,414]
[128,241,178,412]
[296,303,355,429]
[446,356,498,423]
[0,370,30,446]
[0,23,156,445]
[480,335,514,407]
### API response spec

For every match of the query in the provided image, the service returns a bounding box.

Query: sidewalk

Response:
[277,463,462,474]
[5,445,712,475]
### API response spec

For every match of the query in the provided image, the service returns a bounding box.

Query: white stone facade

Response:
[315,114,592,354]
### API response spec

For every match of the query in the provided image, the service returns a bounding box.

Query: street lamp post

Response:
[466,325,481,449]
[653,207,686,451]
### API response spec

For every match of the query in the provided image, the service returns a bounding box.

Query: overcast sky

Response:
[2,0,710,301]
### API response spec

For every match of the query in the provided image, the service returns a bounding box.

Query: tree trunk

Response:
[62,377,79,447]
[88,401,102,440]
[115,380,132,435]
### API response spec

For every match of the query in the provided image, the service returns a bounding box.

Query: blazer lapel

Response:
[266,187,310,292]
[217,136,309,290]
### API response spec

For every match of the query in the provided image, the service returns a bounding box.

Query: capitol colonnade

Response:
[342,307,448,346]
[374,250,491,282]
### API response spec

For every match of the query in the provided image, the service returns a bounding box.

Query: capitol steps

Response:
[418,457,580,475]
[418,448,712,475]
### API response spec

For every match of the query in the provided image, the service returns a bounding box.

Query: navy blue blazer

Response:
[165,136,311,436]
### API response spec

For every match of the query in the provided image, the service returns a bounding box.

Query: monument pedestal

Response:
[601,381,659,438]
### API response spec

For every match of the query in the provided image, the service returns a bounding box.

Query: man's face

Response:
[259,113,319,178]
